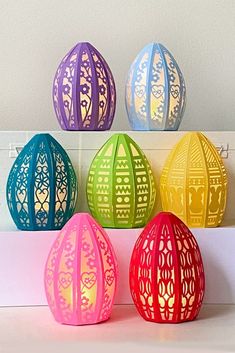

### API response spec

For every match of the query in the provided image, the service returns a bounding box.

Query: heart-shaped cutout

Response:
[59,272,72,289]
[135,85,145,98]
[81,272,97,289]
[57,188,66,203]
[170,85,180,99]
[105,269,115,286]
[152,84,164,98]
[16,189,27,204]
[36,189,48,204]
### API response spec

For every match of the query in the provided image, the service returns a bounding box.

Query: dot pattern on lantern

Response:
[44,213,118,325]
[86,133,156,228]
[125,43,186,130]
[53,42,116,131]
[129,212,205,323]
[160,132,227,227]
[6,134,77,230]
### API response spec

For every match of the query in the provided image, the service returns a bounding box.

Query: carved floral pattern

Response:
[126,43,186,130]
[44,213,118,325]
[6,134,77,230]
[53,42,116,130]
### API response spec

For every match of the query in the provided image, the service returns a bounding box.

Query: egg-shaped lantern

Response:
[6,133,77,231]
[44,213,118,325]
[160,132,227,227]
[53,42,116,131]
[129,212,205,323]
[86,133,156,228]
[125,43,186,131]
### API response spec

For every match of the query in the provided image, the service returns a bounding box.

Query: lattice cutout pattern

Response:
[129,212,205,323]
[44,213,118,325]
[86,133,156,228]
[160,132,228,227]
[125,43,186,131]
[6,134,77,230]
[53,42,116,131]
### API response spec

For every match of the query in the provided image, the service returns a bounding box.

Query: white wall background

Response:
[0,0,235,131]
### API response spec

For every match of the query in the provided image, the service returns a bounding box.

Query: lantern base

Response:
[98,223,147,229]
[15,224,67,231]
[140,315,199,324]
[60,127,113,131]
[54,316,111,326]
[130,126,180,131]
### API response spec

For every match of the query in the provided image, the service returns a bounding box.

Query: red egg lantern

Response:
[129,212,205,323]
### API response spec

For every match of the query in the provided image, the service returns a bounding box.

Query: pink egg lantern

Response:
[44,213,118,325]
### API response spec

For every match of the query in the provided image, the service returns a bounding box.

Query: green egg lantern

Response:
[86,133,156,228]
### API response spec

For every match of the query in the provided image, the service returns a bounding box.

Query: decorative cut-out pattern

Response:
[160,132,227,227]
[125,43,186,131]
[44,213,118,325]
[6,134,77,230]
[129,212,205,323]
[86,133,156,228]
[53,42,116,131]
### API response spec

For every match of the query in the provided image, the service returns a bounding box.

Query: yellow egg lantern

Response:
[160,132,228,227]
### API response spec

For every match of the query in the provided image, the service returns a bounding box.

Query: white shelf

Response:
[0,304,234,353]
[1,226,235,306]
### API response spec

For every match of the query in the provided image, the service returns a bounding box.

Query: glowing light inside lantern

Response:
[160,132,227,227]
[44,213,118,325]
[125,43,186,131]
[53,42,116,131]
[87,133,156,228]
[129,212,205,323]
[6,133,77,230]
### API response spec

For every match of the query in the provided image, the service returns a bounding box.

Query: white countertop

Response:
[0,304,234,353]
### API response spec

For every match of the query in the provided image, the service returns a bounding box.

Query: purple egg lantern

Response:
[53,42,116,131]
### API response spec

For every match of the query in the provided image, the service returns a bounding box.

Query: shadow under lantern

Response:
[6,133,77,231]
[125,43,186,131]
[160,132,227,227]
[86,133,156,228]
[129,212,205,323]
[53,42,116,131]
[44,213,118,325]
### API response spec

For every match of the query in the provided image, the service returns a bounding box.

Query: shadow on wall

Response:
[144,150,163,218]
[222,156,235,225]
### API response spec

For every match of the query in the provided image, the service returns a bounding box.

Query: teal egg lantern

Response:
[6,134,78,231]
[125,43,186,130]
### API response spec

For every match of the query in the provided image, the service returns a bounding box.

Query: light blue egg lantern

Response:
[6,134,78,231]
[125,43,186,131]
